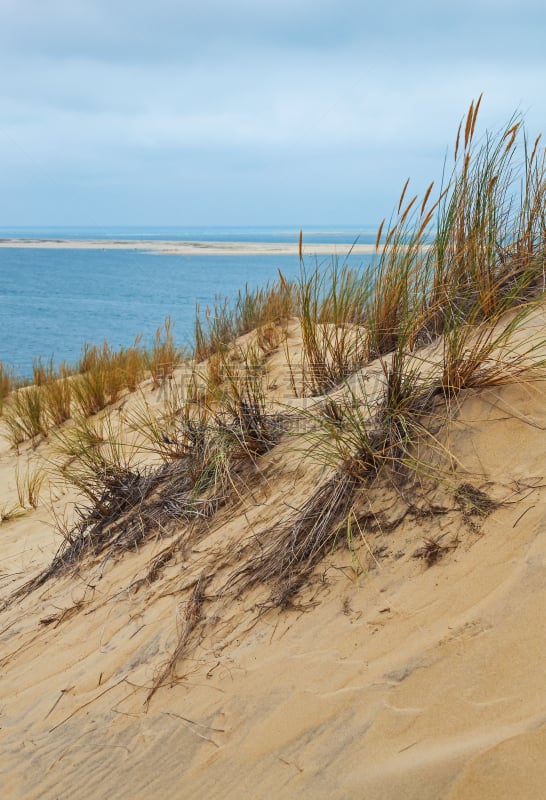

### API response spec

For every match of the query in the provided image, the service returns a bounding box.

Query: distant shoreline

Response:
[0,238,380,256]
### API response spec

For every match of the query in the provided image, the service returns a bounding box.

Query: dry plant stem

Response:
[3,382,269,608]
[147,571,211,702]
[0,503,25,523]
[430,102,546,332]
[16,461,45,509]
[440,303,546,395]
[4,99,546,691]
[208,343,281,457]
[0,361,17,406]
[296,261,370,395]
[2,319,180,440]
[149,316,183,388]
[194,276,295,362]
[222,470,359,608]
[128,369,211,462]
[2,385,49,445]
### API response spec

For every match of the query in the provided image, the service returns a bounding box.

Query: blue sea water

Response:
[0,226,376,377]
[0,224,378,245]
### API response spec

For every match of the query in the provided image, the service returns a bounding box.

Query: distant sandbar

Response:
[0,238,379,256]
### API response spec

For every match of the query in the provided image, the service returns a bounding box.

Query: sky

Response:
[1,0,545,227]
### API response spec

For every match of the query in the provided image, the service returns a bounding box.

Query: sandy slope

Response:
[1,329,546,799]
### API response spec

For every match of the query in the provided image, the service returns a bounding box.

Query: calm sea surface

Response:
[0,226,376,377]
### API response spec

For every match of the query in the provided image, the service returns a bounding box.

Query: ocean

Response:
[0,226,377,377]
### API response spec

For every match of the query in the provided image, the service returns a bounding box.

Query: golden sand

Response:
[1,319,545,799]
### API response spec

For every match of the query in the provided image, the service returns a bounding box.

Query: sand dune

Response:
[1,321,546,799]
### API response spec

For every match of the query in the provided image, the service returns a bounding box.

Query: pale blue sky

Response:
[1,0,545,226]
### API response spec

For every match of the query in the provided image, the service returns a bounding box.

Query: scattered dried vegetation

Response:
[3,100,546,695]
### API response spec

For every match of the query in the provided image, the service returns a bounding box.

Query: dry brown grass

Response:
[148,316,184,389]
[291,262,370,396]
[2,385,49,445]
[194,277,295,362]
[4,100,546,690]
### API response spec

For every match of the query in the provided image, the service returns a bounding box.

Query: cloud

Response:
[0,0,363,63]
[1,1,545,224]
[3,1,545,65]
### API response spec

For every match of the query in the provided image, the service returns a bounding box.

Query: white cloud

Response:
[1,1,545,224]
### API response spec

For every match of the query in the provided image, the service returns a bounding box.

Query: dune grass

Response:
[181,99,546,629]
[148,316,185,388]
[2,385,50,445]
[15,460,46,510]
[1,317,186,446]
[429,101,546,329]
[203,342,284,457]
[0,502,25,524]
[0,362,18,415]
[74,339,146,414]
[194,277,295,362]
[4,100,546,685]
[291,261,370,395]
[0,362,14,397]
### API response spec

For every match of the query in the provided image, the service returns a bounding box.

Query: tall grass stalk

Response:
[294,261,371,395]
[15,460,46,509]
[429,99,546,331]
[2,385,49,446]
[363,167,448,362]
[43,365,72,426]
[440,302,546,395]
[194,277,295,362]
[128,370,211,463]
[305,344,437,483]
[51,412,139,512]
[0,362,17,414]
[149,317,184,389]
[210,344,279,457]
